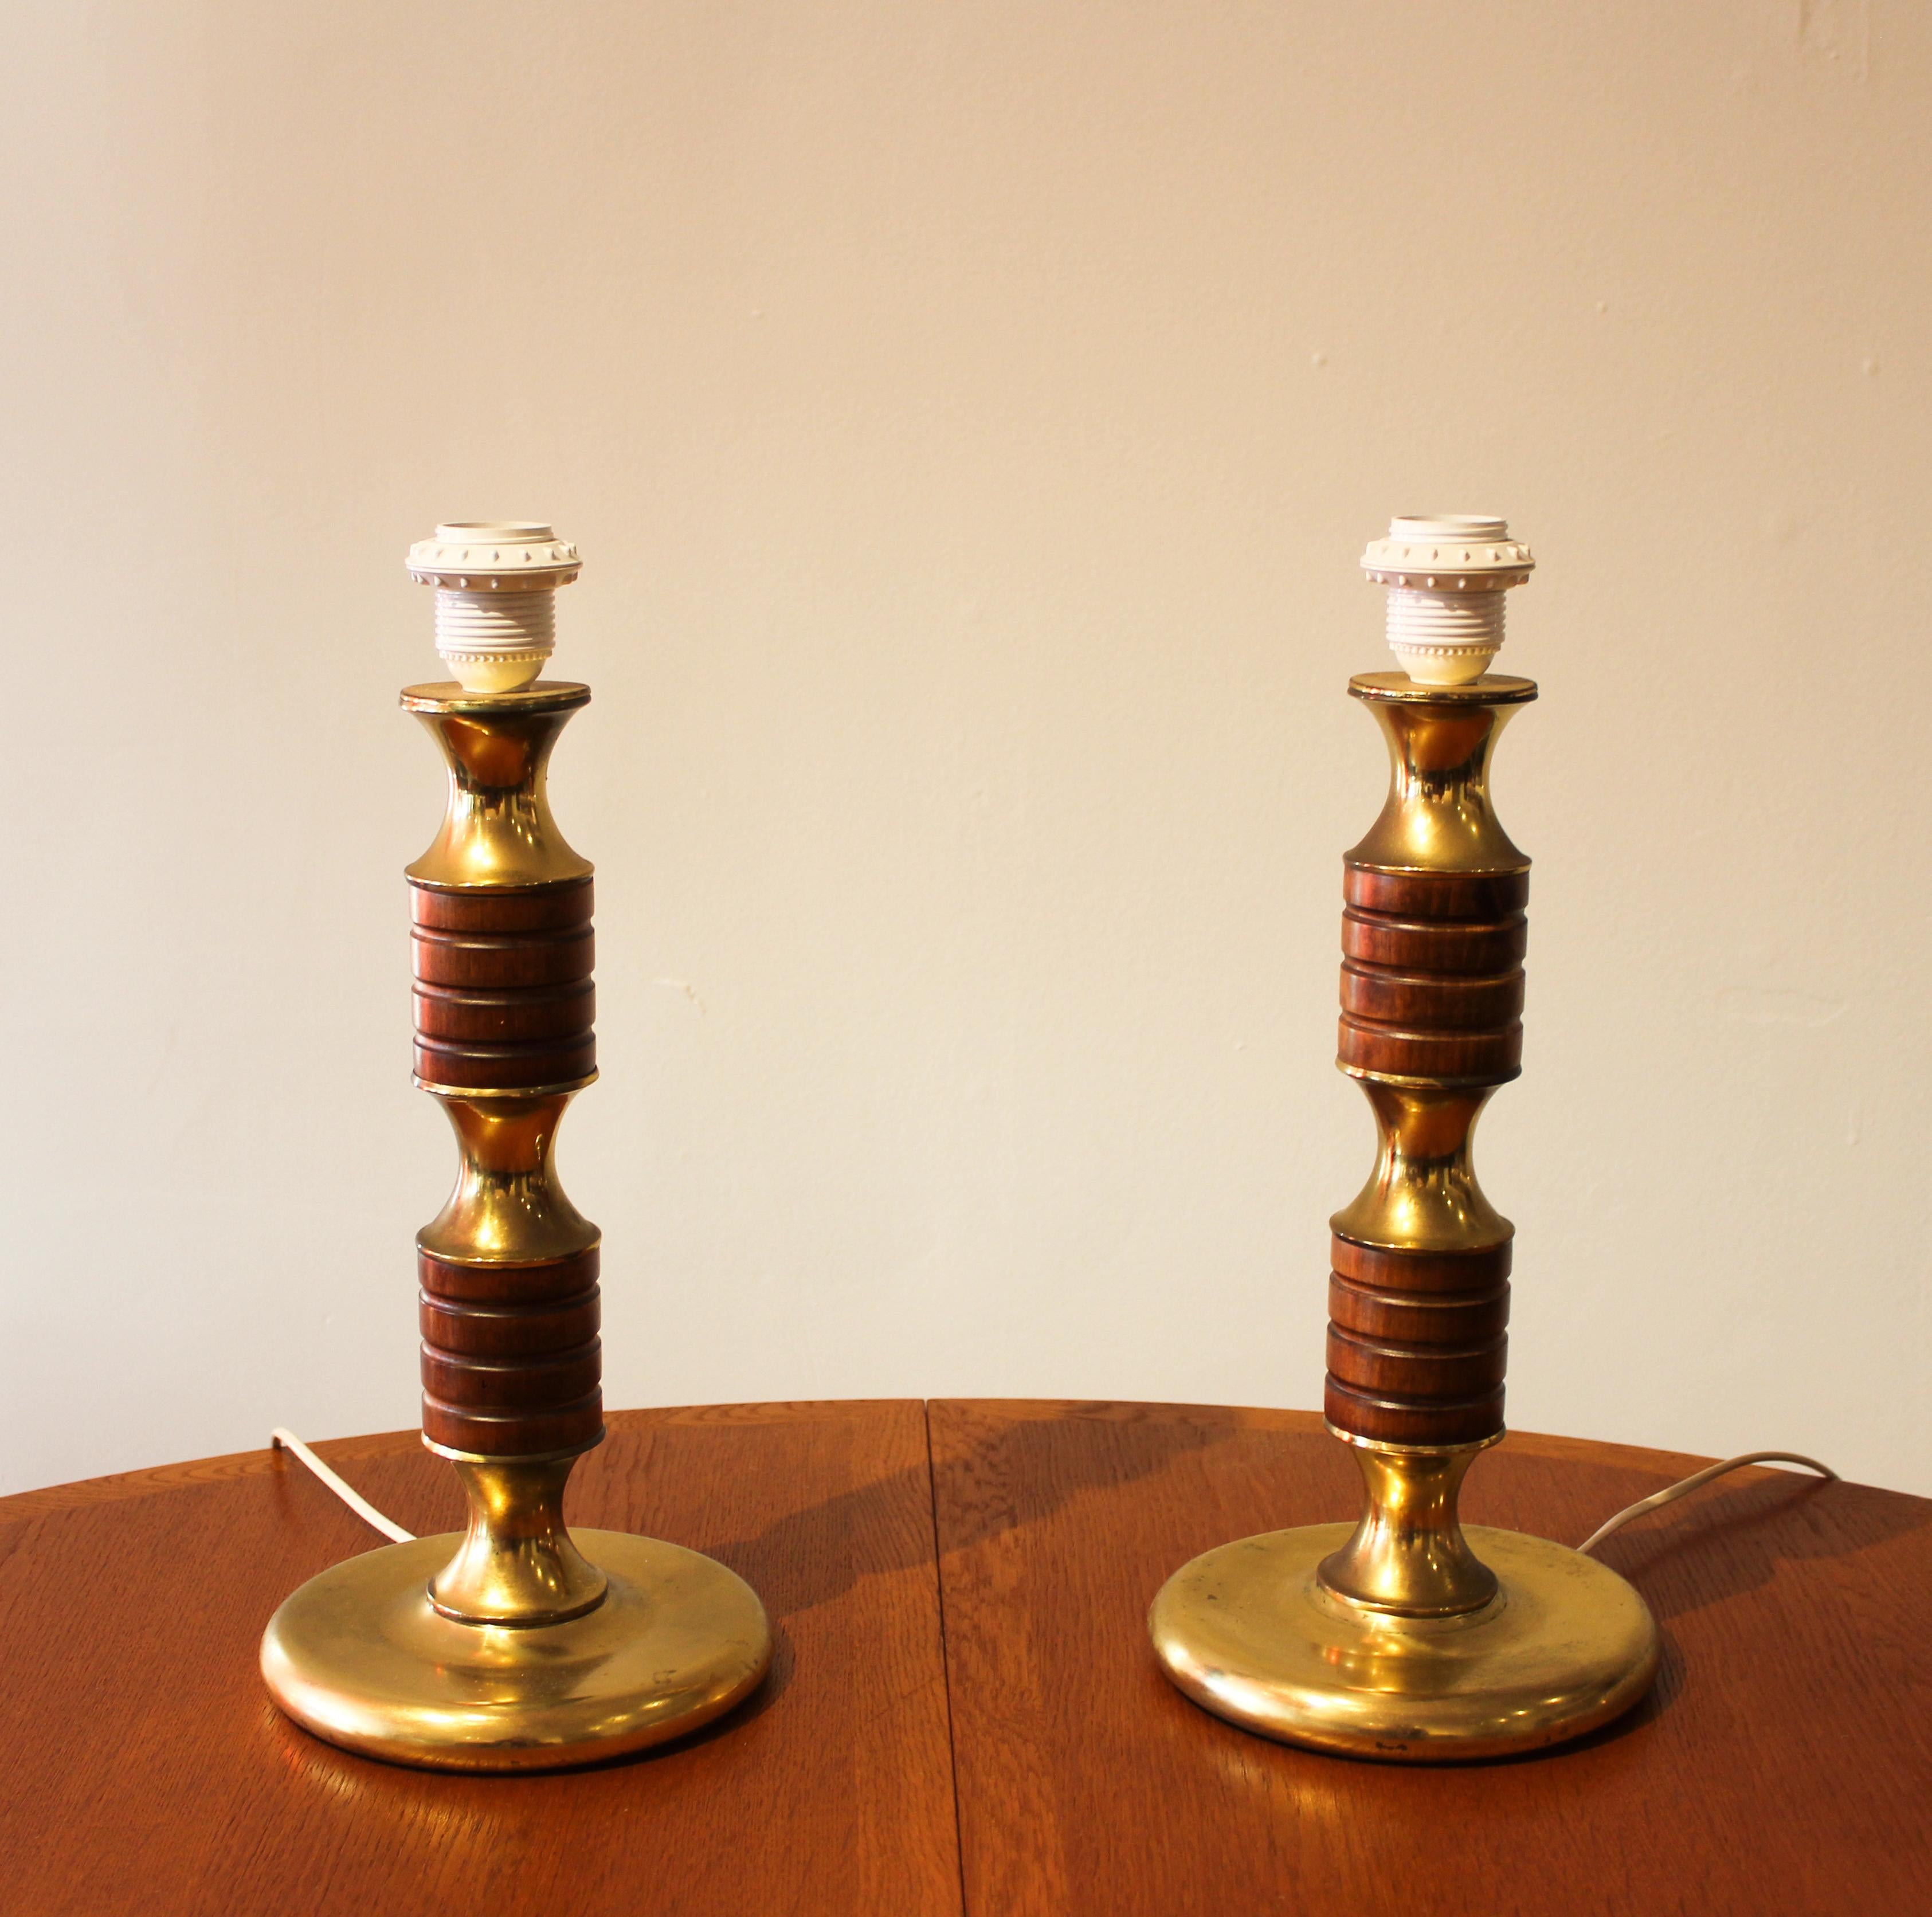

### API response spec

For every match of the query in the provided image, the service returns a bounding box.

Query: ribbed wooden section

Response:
[1324,1236,1510,1445]
[1327,861,1525,1448]
[411,877,602,1457]
[1335,869,1526,1088]
[416,1246,603,1456]
[410,881,595,1092]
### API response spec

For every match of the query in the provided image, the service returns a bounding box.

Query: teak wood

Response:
[2,1399,1927,1914]
[409,871,604,1456]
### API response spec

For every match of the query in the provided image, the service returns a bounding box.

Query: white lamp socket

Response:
[1359,515,1534,685]
[405,522,582,693]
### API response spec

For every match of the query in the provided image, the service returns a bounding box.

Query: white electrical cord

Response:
[271,1428,416,1543]
[1575,1449,1838,1556]
[271,1426,1837,1562]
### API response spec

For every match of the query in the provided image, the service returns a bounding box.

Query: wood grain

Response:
[929,1398,1932,1917]
[0,1403,961,1917]
[7,1400,1926,1916]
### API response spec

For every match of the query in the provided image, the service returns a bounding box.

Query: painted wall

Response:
[5,1,1926,1494]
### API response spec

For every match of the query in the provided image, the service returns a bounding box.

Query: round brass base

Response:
[261,1530,771,1771]
[1150,1522,1658,1762]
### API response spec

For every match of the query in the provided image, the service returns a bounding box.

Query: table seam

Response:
[922,1399,972,1917]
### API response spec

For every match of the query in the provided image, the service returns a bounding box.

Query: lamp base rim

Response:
[262,1529,771,1771]
[1150,1522,1657,1762]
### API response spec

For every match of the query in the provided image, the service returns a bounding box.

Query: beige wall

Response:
[5,1,1927,1495]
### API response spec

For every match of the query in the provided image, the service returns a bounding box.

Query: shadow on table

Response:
[1593,1469,1929,1624]
[711,1402,1245,1622]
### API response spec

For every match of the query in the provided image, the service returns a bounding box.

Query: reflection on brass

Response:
[1343,672,1534,878]
[1316,1434,1499,1615]
[429,1457,609,1625]
[262,1530,770,1771]
[416,1089,600,1266]
[401,682,593,889]
[1329,1081,1510,1250]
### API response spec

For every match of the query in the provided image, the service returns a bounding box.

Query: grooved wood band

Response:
[410,924,595,991]
[417,1249,605,1455]
[1322,1377,1507,1447]
[1327,1272,1509,1346]
[411,877,602,1456]
[1328,850,1527,1446]
[1343,867,1528,919]
[409,881,597,1088]
[418,1245,601,1306]
[1342,907,1527,975]
[408,876,594,932]
[419,1289,602,1359]
[420,1339,603,1410]
[412,1032,598,1089]
[413,978,595,1043]
[420,1391,606,1457]
[1335,1019,1522,1081]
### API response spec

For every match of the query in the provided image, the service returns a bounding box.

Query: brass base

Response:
[1150,1522,1658,1762]
[262,1530,771,1771]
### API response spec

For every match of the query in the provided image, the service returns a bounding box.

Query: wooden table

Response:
[2,1401,1926,1914]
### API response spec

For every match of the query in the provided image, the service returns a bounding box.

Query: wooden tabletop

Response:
[2,1401,1926,1915]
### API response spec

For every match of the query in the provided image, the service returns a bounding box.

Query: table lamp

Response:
[260,524,771,1770]
[1149,516,1660,1759]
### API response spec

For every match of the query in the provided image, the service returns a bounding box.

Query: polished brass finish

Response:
[401,681,593,890]
[417,1089,600,1265]
[262,1530,770,1771]
[1149,1521,1658,1762]
[1316,1433,1499,1615]
[429,1458,608,1625]
[1151,664,1659,1759]
[1343,672,1534,878]
[1330,1080,1511,1242]
[262,660,771,1769]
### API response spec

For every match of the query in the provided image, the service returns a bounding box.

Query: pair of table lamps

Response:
[260,516,1657,1769]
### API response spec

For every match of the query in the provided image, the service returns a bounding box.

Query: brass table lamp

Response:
[261,524,771,1770]
[1150,516,1659,1760]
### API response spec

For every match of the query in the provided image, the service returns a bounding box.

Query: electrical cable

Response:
[1574,1449,1838,1555]
[269,1428,1840,1561]
[270,1428,416,1542]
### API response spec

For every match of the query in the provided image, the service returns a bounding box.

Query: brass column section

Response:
[1150,516,1660,1761]
[1319,674,1529,1620]
[262,524,771,1770]
[404,680,606,1625]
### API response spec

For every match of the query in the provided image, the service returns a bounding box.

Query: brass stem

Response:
[1344,680,1532,876]
[1316,1436,1500,1617]
[428,1456,608,1626]
[1330,1080,1511,1255]
[402,685,593,889]
[418,1089,600,1265]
